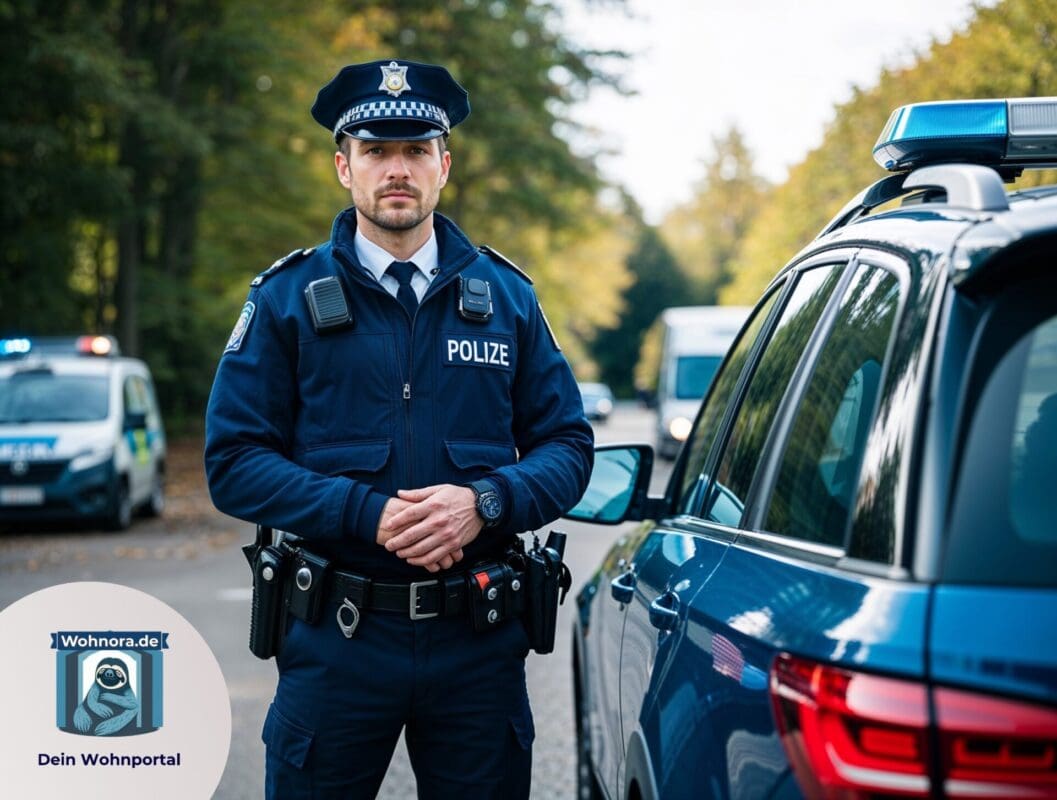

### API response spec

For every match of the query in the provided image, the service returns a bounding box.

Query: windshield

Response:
[675,355,723,400]
[0,372,110,423]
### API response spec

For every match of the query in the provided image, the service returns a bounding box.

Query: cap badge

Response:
[378,61,411,97]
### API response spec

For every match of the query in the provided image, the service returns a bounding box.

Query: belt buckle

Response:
[409,579,440,620]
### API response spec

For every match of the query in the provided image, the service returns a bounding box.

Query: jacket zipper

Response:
[400,253,478,488]
[333,245,479,489]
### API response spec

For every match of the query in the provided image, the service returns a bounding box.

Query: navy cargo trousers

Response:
[262,600,534,799]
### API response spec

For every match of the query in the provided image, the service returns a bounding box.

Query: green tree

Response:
[661,126,768,302]
[721,0,1057,304]
[591,222,688,397]
[1,1,631,429]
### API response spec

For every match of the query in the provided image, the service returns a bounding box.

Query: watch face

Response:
[479,492,502,521]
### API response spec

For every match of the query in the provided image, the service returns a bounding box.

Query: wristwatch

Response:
[468,479,503,528]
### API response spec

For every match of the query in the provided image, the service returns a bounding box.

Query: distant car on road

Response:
[579,382,614,423]
[566,98,1057,799]
[0,335,166,530]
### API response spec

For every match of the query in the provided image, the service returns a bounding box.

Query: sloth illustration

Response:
[72,657,140,736]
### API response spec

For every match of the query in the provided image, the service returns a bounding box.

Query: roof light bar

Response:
[874,98,1057,172]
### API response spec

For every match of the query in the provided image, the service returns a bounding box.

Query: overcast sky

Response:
[560,0,990,222]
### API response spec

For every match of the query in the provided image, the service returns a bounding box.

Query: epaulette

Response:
[479,245,532,284]
[250,247,316,287]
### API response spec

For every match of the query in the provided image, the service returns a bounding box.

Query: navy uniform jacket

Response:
[205,209,594,578]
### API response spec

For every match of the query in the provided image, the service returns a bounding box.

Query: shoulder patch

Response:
[537,302,561,352]
[224,301,256,353]
[479,245,532,284]
[250,247,317,287]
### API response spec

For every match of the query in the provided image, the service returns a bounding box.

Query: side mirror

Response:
[564,443,657,525]
[124,410,147,431]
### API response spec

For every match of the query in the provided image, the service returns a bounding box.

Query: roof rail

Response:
[817,164,1008,238]
[817,174,907,237]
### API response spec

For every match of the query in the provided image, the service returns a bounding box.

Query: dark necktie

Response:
[386,260,419,318]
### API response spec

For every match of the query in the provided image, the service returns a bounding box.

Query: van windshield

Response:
[0,371,109,423]
[676,355,723,399]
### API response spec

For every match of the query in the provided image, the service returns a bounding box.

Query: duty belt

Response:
[327,570,470,621]
[246,525,568,658]
[281,544,528,640]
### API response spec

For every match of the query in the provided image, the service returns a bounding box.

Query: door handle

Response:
[648,591,681,631]
[610,571,636,604]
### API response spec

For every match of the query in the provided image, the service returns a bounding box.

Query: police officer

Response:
[204,59,594,798]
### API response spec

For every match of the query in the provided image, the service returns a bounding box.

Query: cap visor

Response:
[341,120,446,141]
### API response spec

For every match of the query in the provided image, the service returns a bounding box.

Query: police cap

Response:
[311,59,470,143]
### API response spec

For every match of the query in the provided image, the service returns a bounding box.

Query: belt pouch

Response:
[248,544,288,660]
[467,562,509,632]
[286,549,330,624]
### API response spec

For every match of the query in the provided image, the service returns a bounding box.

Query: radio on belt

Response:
[458,276,493,322]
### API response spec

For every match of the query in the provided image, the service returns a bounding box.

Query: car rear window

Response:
[945,280,1057,587]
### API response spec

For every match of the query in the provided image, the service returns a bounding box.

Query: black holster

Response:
[243,525,290,660]
[520,530,572,655]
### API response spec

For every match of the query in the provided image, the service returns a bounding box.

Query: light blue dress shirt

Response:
[354,229,438,303]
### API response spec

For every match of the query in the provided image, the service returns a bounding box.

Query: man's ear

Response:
[438,149,452,189]
[335,150,352,189]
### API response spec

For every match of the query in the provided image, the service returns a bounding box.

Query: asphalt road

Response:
[0,402,672,799]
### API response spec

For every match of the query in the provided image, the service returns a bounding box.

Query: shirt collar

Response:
[354,228,439,283]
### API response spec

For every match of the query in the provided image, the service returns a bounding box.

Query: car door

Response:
[681,254,919,799]
[612,282,786,798]
[584,524,647,794]
[619,258,852,798]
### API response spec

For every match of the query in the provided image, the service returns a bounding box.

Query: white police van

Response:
[0,336,166,530]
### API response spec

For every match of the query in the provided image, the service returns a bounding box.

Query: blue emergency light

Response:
[0,338,32,357]
[874,98,1057,171]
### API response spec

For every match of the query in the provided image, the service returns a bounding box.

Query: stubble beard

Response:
[356,185,439,232]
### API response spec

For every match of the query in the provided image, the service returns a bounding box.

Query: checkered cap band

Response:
[333,100,451,136]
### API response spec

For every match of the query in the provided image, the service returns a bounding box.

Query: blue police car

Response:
[566,98,1057,799]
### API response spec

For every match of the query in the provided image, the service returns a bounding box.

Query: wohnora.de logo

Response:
[51,630,168,737]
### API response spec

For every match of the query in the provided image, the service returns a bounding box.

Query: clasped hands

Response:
[376,484,483,573]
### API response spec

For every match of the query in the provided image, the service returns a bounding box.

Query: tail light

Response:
[770,653,1057,799]
[770,653,931,797]
[935,686,1057,798]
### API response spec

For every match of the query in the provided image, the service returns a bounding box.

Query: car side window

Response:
[764,265,900,546]
[702,266,843,526]
[677,289,781,514]
[945,290,1057,587]
[124,376,149,417]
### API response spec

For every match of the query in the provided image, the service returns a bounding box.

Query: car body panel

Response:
[929,585,1057,704]
[650,540,929,798]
